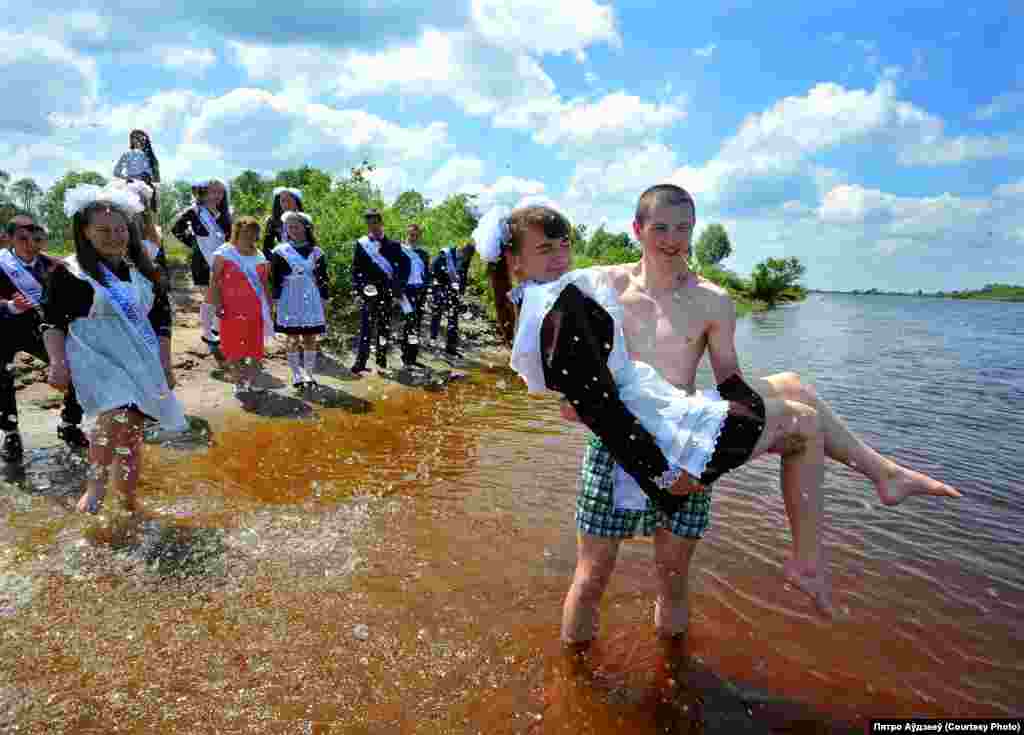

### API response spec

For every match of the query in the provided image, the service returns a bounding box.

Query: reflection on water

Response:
[1,296,1023,732]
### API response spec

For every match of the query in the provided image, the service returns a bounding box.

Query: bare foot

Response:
[877,461,962,506]
[783,558,833,618]
[76,490,104,514]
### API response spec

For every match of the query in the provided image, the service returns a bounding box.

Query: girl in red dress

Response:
[210,217,272,395]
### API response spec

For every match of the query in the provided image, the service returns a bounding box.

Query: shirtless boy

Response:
[560,184,960,655]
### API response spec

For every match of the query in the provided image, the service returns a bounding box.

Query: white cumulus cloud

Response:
[0,31,98,134]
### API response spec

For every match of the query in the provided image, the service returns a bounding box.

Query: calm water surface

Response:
[1,294,1021,732]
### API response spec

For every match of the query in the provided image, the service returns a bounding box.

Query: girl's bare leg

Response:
[755,372,960,505]
[105,408,145,513]
[77,416,113,513]
[748,397,831,615]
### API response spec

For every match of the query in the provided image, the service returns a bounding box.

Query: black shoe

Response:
[350,362,368,374]
[58,424,90,450]
[1,432,24,463]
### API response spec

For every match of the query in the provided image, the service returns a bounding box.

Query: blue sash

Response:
[0,250,43,306]
[97,263,160,357]
[445,247,459,284]
[358,237,394,278]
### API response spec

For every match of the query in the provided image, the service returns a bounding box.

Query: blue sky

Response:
[1,0,1021,291]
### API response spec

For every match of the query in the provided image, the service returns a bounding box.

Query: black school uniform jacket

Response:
[0,253,60,332]
[352,235,410,300]
[431,247,471,296]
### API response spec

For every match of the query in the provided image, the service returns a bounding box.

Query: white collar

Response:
[508,279,541,306]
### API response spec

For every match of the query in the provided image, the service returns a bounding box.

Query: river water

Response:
[2,294,1022,733]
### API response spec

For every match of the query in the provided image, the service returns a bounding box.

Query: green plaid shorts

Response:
[576,434,713,539]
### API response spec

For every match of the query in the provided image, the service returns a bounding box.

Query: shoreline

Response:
[10,274,511,452]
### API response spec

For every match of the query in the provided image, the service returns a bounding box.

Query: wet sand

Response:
[2,275,875,733]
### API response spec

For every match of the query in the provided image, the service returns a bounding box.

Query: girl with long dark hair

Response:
[170,178,232,346]
[43,184,184,514]
[269,211,330,388]
[262,187,303,260]
[113,130,161,213]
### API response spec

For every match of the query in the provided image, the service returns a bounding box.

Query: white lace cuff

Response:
[654,466,687,490]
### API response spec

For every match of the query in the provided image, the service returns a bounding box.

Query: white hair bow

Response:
[64,183,145,218]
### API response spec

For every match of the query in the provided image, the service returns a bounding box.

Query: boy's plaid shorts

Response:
[575,434,713,539]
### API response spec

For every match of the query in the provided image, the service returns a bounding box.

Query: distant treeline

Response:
[814,284,1024,302]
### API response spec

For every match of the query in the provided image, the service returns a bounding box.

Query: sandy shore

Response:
[10,267,510,450]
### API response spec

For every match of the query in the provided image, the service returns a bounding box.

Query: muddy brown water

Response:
[3,293,1023,733]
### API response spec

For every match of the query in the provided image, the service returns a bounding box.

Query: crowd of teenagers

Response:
[2,131,963,666]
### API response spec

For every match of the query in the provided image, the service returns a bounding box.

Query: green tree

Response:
[158,181,194,232]
[41,171,107,243]
[585,226,634,259]
[11,178,42,213]
[0,170,10,203]
[273,165,333,198]
[570,223,588,255]
[230,170,270,218]
[693,223,732,266]
[749,256,806,305]
[393,190,428,221]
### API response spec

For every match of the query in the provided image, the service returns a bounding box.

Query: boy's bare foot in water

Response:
[783,557,833,617]
[876,459,961,506]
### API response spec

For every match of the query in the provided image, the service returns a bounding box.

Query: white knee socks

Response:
[287,352,304,384]
[199,303,213,340]
[303,350,317,378]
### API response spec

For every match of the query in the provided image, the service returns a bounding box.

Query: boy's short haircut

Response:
[635,184,695,225]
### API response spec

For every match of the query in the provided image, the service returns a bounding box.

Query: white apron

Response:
[272,242,325,329]
[511,267,730,510]
[62,257,187,431]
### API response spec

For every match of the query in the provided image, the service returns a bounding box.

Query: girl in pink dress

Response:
[210,217,272,395]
